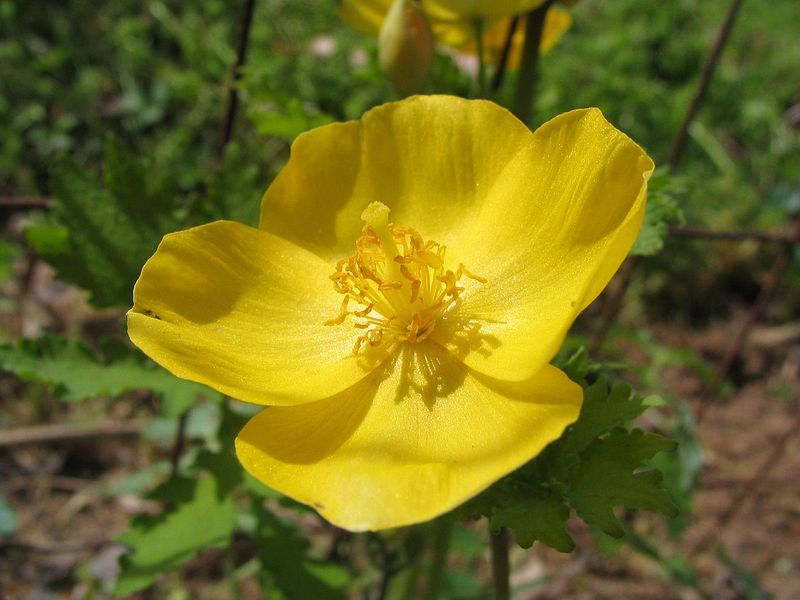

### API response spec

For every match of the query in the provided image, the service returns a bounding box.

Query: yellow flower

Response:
[127,96,653,531]
[342,0,571,69]
[425,0,549,21]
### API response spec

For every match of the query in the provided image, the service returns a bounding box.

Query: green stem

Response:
[398,560,423,600]
[491,15,520,92]
[489,526,510,600]
[422,518,452,600]
[511,0,553,123]
[474,19,487,98]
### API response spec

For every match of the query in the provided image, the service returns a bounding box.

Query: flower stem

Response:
[491,15,520,92]
[511,0,554,123]
[398,560,422,600]
[667,0,744,167]
[474,19,487,98]
[422,518,452,600]
[489,526,510,600]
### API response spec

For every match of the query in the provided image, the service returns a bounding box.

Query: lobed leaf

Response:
[492,493,574,552]
[561,377,651,454]
[114,474,236,596]
[631,168,686,257]
[464,352,678,552]
[568,428,678,538]
[0,334,217,416]
[256,510,349,600]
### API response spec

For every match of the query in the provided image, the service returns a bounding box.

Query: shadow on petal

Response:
[237,351,397,465]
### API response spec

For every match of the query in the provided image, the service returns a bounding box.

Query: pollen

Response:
[326,202,486,354]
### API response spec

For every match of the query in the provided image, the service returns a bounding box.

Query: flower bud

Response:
[378,0,435,96]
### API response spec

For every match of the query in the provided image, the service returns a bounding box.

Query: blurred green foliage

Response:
[0,334,217,416]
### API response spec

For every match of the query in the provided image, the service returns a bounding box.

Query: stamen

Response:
[326,203,486,354]
[460,264,488,283]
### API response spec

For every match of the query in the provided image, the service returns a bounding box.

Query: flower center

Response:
[325,202,486,354]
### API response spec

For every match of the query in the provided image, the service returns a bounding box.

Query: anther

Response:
[326,204,486,354]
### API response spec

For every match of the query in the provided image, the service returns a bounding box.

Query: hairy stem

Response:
[489,526,510,600]
[667,0,744,166]
[511,0,553,122]
[491,16,519,92]
[474,19,487,97]
[422,518,452,600]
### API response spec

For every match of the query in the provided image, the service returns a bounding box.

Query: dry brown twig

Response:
[0,420,146,447]
[694,216,800,422]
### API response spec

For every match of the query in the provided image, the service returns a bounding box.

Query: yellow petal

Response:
[431,108,654,381]
[128,221,388,406]
[235,341,581,530]
[340,0,394,37]
[539,6,572,54]
[260,95,534,264]
[438,7,572,66]
[425,0,547,21]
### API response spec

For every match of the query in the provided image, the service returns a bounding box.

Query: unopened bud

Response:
[378,0,435,96]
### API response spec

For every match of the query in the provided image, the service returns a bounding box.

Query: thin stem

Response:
[215,0,257,164]
[589,1,744,353]
[589,256,640,355]
[489,526,510,600]
[398,560,422,600]
[625,529,712,599]
[695,216,800,422]
[667,0,745,167]
[422,518,452,600]
[510,0,553,123]
[491,16,519,92]
[370,532,397,600]
[170,410,190,477]
[474,19,487,97]
[669,225,797,245]
[0,196,52,208]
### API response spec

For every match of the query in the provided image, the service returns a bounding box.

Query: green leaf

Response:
[0,238,20,283]
[449,523,485,558]
[556,345,627,383]
[631,168,686,257]
[27,136,185,308]
[561,378,651,454]
[114,474,236,596]
[649,400,703,536]
[249,98,334,140]
[24,225,70,254]
[256,510,348,600]
[441,569,483,599]
[568,428,678,538]
[717,546,772,600]
[193,143,262,227]
[463,370,678,552]
[492,493,574,552]
[0,335,217,416]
